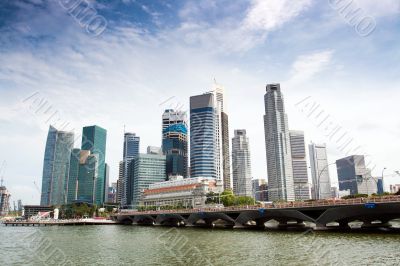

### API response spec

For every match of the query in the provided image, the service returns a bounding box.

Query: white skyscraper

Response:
[232,130,252,197]
[289,131,310,200]
[309,143,332,199]
[263,84,295,201]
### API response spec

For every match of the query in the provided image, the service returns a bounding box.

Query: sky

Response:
[0,0,400,205]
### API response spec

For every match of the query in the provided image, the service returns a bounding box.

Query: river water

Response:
[1,225,400,265]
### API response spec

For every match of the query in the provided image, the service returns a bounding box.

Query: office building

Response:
[309,143,332,200]
[141,176,222,209]
[252,179,268,202]
[80,125,107,205]
[263,84,295,201]
[121,132,140,206]
[232,130,252,197]
[40,125,74,206]
[104,163,110,202]
[117,161,123,204]
[129,148,166,208]
[336,155,377,195]
[162,109,188,178]
[190,93,218,179]
[77,150,99,203]
[67,148,81,203]
[289,131,310,200]
[214,84,232,191]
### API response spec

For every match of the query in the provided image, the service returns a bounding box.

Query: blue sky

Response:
[1,0,400,205]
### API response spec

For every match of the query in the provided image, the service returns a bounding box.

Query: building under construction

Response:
[0,185,11,216]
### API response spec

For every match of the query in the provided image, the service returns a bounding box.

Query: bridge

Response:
[111,196,400,230]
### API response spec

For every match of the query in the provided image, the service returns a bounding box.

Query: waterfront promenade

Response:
[3,218,117,226]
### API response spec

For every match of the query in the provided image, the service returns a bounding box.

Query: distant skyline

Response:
[1,0,400,204]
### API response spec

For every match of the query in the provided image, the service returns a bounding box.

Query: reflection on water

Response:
[1,225,400,265]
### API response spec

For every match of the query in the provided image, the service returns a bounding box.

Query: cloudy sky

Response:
[1,0,400,205]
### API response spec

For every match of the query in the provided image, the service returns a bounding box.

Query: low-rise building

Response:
[141,176,222,209]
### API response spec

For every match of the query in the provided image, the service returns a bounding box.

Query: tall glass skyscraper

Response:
[122,132,140,206]
[190,93,217,179]
[40,125,74,206]
[80,125,107,205]
[232,130,252,197]
[162,109,188,178]
[77,150,99,203]
[67,148,81,203]
[263,84,295,202]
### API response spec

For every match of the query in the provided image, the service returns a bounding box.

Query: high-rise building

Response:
[232,130,252,197]
[67,148,81,203]
[77,150,99,203]
[0,185,11,216]
[40,125,74,206]
[104,163,110,202]
[121,132,140,206]
[214,84,231,191]
[162,109,188,178]
[289,131,310,200]
[129,148,166,208]
[190,93,218,179]
[80,125,107,205]
[252,179,268,202]
[309,143,332,200]
[263,84,295,201]
[117,161,123,204]
[336,155,377,195]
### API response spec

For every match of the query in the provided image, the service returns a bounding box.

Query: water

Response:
[1,225,400,265]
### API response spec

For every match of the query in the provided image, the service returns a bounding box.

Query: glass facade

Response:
[77,152,98,203]
[67,148,81,203]
[40,125,74,206]
[122,133,140,206]
[81,125,107,205]
[130,153,166,208]
[190,93,218,179]
[162,112,188,178]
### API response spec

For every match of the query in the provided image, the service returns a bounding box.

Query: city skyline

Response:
[1,1,400,205]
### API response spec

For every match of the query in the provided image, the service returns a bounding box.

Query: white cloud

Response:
[354,0,400,17]
[244,0,313,31]
[288,50,334,83]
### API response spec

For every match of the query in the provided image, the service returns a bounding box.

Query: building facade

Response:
[77,151,99,203]
[190,93,218,179]
[232,130,252,197]
[336,155,377,195]
[80,125,107,205]
[214,84,231,191]
[263,84,295,201]
[0,185,11,216]
[289,131,310,201]
[141,176,222,209]
[309,143,332,200]
[40,125,74,206]
[162,109,188,179]
[121,132,140,206]
[252,179,268,202]
[67,148,81,203]
[129,150,166,208]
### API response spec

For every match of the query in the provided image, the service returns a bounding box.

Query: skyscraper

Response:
[77,150,99,203]
[117,161,123,204]
[336,155,376,195]
[121,132,140,206]
[67,148,81,203]
[80,125,107,205]
[263,84,295,201]
[232,130,252,197]
[130,148,166,207]
[289,131,310,200]
[190,93,217,179]
[40,125,74,206]
[104,163,110,202]
[309,143,332,200]
[214,84,231,191]
[0,185,11,216]
[162,109,188,178]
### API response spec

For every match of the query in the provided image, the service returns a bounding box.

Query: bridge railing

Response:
[117,195,400,215]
